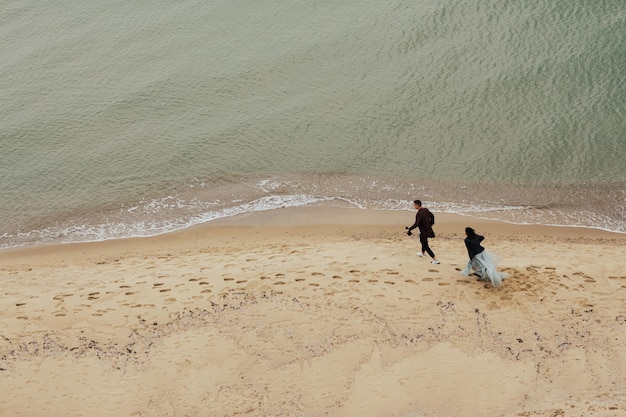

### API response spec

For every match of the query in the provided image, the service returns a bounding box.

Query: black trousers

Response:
[420,234,435,258]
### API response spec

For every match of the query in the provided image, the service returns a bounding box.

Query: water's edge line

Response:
[1,204,623,255]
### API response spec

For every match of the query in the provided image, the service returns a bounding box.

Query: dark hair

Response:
[465,227,476,237]
[413,200,422,206]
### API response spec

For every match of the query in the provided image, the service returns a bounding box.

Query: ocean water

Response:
[1,0,625,249]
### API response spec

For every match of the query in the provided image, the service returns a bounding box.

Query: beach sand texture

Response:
[1,209,625,417]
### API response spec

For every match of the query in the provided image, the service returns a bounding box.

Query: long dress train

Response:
[461,250,509,287]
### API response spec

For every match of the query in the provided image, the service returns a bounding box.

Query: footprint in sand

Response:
[309,283,319,287]
[368,279,379,283]
[295,278,306,282]
[153,283,164,287]
[188,278,199,282]
[199,281,209,285]
[159,289,171,293]
[428,269,438,273]
[333,275,342,279]
[53,294,74,300]
[223,277,234,281]
[384,281,395,285]
[16,303,26,307]
[422,278,433,282]
[201,289,212,293]
[236,280,247,284]
[273,281,286,285]
[348,279,360,283]
[386,271,399,275]
[125,292,135,295]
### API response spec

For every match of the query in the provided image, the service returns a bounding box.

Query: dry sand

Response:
[1,207,625,417]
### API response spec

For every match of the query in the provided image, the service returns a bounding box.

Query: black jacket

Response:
[408,208,435,238]
[464,234,485,259]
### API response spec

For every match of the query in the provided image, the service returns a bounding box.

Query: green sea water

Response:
[1,0,625,247]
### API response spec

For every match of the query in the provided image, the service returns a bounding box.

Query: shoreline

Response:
[1,207,624,264]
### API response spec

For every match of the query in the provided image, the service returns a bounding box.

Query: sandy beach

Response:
[1,207,625,417]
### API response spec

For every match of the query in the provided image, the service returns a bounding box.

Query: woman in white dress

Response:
[461,227,509,287]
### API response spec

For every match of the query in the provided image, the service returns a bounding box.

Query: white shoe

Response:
[416,252,425,257]
[431,260,440,264]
